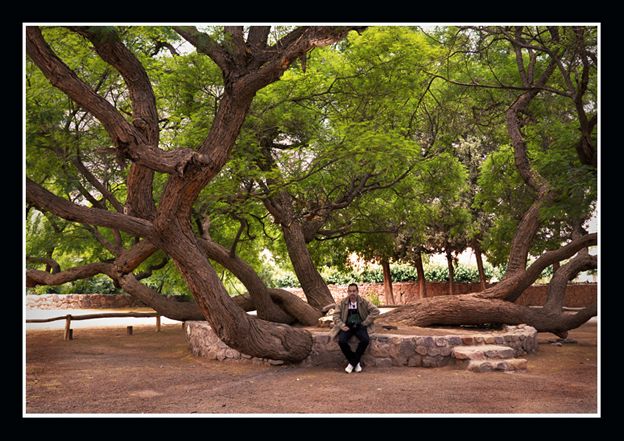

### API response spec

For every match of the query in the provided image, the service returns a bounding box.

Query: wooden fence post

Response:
[64,315,72,341]
[127,326,133,335]
[156,315,161,332]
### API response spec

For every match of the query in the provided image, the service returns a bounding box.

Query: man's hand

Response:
[341,325,349,332]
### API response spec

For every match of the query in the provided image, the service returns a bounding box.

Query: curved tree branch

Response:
[240,26,366,97]
[479,233,597,301]
[67,26,161,220]
[26,256,61,274]
[67,26,159,144]
[72,154,125,213]
[172,26,231,72]
[27,178,153,238]
[502,54,559,276]
[27,26,216,179]
[27,262,112,288]
[26,27,137,145]
[544,253,597,313]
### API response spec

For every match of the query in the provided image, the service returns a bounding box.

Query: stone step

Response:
[452,344,515,360]
[462,358,528,373]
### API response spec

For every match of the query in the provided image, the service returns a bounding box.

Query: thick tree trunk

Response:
[445,249,455,296]
[228,290,321,326]
[414,251,427,301]
[473,242,487,291]
[268,289,322,326]
[159,227,313,362]
[381,258,395,305]
[198,238,300,324]
[281,221,335,310]
[378,294,595,338]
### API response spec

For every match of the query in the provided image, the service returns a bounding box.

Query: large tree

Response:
[379,26,597,337]
[26,25,365,361]
[26,25,598,363]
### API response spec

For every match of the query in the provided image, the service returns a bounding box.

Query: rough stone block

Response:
[427,347,442,356]
[440,346,453,356]
[314,334,331,345]
[225,349,240,359]
[452,345,514,360]
[465,358,527,372]
[461,336,474,345]
[370,341,391,358]
[397,339,416,359]
[468,360,494,372]
[407,355,422,367]
[434,337,448,347]
[447,336,463,346]
[422,355,447,368]
[415,346,428,355]
[376,358,393,368]
[422,336,435,347]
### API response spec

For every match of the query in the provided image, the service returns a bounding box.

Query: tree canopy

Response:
[25,25,597,359]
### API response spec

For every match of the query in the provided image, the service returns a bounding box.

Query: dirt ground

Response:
[24,321,598,415]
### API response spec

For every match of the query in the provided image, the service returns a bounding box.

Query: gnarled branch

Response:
[27,178,153,238]
[27,262,113,288]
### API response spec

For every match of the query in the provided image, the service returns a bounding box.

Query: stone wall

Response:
[27,281,596,310]
[26,294,147,309]
[184,321,538,368]
[514,283,597,308]
[285,282,597,307]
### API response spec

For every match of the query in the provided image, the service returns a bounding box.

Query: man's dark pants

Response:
[338,325,370,366]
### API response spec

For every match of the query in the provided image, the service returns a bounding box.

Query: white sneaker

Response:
[355,363,362,373]
[345,363,354,373]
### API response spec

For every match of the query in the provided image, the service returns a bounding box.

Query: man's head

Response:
[347,283,359,302]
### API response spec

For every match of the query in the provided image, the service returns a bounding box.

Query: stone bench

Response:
[183,321,538,369]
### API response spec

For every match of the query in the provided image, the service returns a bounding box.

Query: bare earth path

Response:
[25,321,598,415]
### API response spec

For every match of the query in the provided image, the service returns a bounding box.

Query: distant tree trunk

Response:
[381,258,395,305]
[473,241,487,291]
[280,217,335,310]
[414,251,427,301]
[258,146,335,311]
[445,249,455,296]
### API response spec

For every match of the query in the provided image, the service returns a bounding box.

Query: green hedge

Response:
[271,263,500,288]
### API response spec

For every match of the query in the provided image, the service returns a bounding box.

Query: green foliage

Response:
[269,261,500,287]
[362,289,382,306]
[271,272,301,288]
[26,26,597,299]
[69,275,119,294]
[28,275,119,295]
